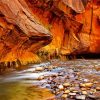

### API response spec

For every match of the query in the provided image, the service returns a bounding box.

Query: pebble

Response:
[91,89,96,93]
[69,87,75,91]
[38,75,44,80]
[69,93,76,96]
[58,72,64,76]
[45,84,51,89]
[82,91,88,95]
[89,91,93,95]
[48,65,53,70]
[96,87,100,91]
[80,83,86,87]
[85,83,93,87]
[94,81,98,84]
[63,83,70,87]
[76,72,81,75]
[35,67,44,71]
[51,73,58,77]
[83,79,89,82]
[58,85,64,90]
[80,83,93,88]
[88,95,99,100]
[72,90,78,93]
[61,94,68,99]
[76,95,86,100]
[81,88,87,91]
[64,90,70,94]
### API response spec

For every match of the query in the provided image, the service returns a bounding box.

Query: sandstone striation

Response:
[0,0,100,69]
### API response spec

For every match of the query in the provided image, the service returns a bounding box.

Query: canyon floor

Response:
[0,59,100,100]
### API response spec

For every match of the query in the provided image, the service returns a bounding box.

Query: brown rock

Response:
[85,83,93,88]
[63,83,70,87]
[35,67,44,71]
[96,87,100,91]
[73,90,79,93]
[76,95,86,100]
[80,83,93,88]
[64,90,70,94]
[38,76,44,80]
[58,85,64,90]
[82,91,88,95]
[80,83,86,88]
[0,0,52,65]
[91,89,97,93]
[61,94,68,99]
[69,93,76,96]
[81,88,87,91]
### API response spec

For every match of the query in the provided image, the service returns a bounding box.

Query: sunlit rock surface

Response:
[30,0,100,56]
[75,1,100,54]
[0,0,52,66]
[0,0,100,68]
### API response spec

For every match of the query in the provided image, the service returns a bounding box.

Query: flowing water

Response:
[0,59,100,100]
[0,62,63,100]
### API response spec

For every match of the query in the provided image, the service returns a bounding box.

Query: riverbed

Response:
[0,59,100,100]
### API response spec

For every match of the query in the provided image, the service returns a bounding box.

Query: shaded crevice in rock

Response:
[26,0,84,57]
[0,0,52,70]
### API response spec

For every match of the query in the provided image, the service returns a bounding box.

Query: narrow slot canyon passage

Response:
[0,0,100,100]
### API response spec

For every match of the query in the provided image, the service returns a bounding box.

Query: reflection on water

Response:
[0,62,56,100]
[0,82,54,100]
[0,59,100,100]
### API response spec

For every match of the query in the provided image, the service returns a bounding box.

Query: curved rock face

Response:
[0,0,51,36]
[0,0,83,64]
[0,0,52,66]
[35,0,100,56]
[26,0,83,55]
[0,0,100,69]
[75,1,100,54]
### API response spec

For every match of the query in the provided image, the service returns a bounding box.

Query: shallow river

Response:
[0,59,100,100]
[0,61,61,100]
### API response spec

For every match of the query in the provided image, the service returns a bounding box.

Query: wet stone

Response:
[45,84,51,89]
[61,94,68,99]
[72,90,78,93]
[76,95,86,100]
[58,72,64,76]
[88,95,99,100]
[69,87,76,91]
[35,67,44,71]
[1,60,99,100]
[58,85,64,90]
[94,81,98,84]
[80,83,93,88]
[63,83,70,87]
[64,90,70,94]
[81,88,87,91]
[80,83,86,88]
[83,79,89,82]
[96,87,100,91]
[85,83,93,88]
[38,75,44,80]
[91,89,97,93]
[69,93,76,96]
[48,66,54,70]
[82,91,88,95]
